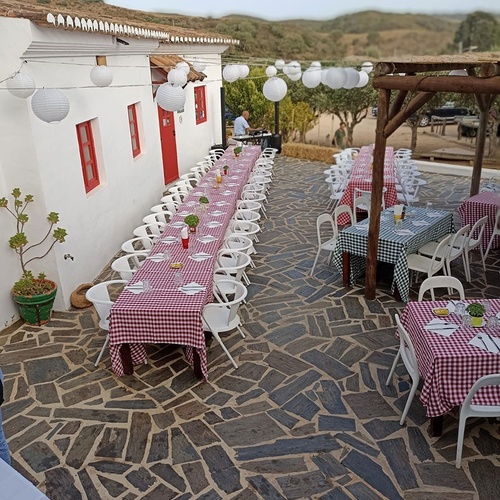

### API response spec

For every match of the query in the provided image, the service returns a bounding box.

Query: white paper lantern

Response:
[6,71,36,98]
[302,67,321,88]
[288,61,301,74]
[222,64,240,82]
[31,88,70,123]
[167,68,188,87]
[176,61,190,75]
[238,64,250,79]
[320,69,330,85]
[90,65,113,87]
[156,83,186,111]
[265,65,277,77]
[326,68,347,89]
[192,59,206,72]
[361,61,373,74]
[356,70,370,88]
[275,59,285,70]
[287,71,302,81]
[263,77,287,102]
[310,61,321,68]
[343,68,360,89]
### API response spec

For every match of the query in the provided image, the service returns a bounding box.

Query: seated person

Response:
[234,110,263,136]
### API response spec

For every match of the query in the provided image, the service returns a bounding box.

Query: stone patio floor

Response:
[1,156,500,499]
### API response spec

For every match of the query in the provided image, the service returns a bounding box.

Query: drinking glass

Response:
[487,316,498,329]
[394,219,402,231]
[163,249,171,261]
[426,201,433,212]
[481,300,491,316]
[462,314,472,327]
[142,279,151,293]
[454,301,466,317]
[174,270,184,287]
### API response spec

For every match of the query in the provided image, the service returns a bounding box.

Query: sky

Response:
[105,0,498,21]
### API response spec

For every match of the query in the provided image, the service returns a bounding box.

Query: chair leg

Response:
[211,330,238,369]
[385,351,400,386]
[237,325,245,338]
[94,333,109,366]
[400,378,418,425]
[484,234,494,260]
[455,413,467,468]
[310,249,321,276]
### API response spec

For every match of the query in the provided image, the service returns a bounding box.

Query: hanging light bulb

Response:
[356,71,370,87]
[275,59,285,70]
[302,67,321,88]
[238,64,250,79]
[6,71,36,98]
[326,68,347,89]
[343,68,360,89]
[31,88,70,123]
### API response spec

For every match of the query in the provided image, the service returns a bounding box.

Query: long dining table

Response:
[400,298,500,435]
[108,145,262,380]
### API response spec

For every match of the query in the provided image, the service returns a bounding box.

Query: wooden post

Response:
[365,89,390,300]
[470,109,488,196]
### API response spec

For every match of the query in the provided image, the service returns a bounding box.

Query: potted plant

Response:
[0,188,67,325]
[223,164,229,175]
[184,214,200,234]
[466,302,486,327]
[199,196,209,213]
[234,146,242,158]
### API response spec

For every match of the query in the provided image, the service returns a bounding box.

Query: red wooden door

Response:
[157,106,179,184]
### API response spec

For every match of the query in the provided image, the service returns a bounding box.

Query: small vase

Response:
[189,225,197,234]
[471,316,483,327]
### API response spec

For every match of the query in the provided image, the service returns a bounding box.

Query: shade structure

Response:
[31,88,70,123]
[167,68,188,87]
[263,77,287,102]
[90,65,113,87]
[156,83,186,112]
[6,71,36,98]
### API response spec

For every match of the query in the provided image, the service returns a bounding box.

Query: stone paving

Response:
[1,156,500,500]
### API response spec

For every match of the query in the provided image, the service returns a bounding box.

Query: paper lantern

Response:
[176,61,190,75]
[356,70,370,88]
[265,65,277,77]
[6,71,36,98]
[275,59,285,70]
[156,83,186,111]
[320,69,330,85]
[238,64,249,78]
[326,68,347,89]
[90,65,113,87]
[263,77,287,102]
[361,61,373,74]
[222,64,239,82]
[343,68,360,89]
[192,59,206,72]
[31,88,70,123]
[287,71,302,81]
[288,61,301,74]
[302,67,321,88]
[167,68,187,87]
[310,61,321,68]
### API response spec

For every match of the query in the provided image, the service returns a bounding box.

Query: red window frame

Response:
[127,103,141,157]
[194,85,207,124]
[76,121,100,193]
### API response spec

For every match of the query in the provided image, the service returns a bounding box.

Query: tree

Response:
[454,11,500,52]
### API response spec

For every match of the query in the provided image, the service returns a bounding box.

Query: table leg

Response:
[193,348,203,379]
[120,344,134,375]
[429,415,444,437]
[342,252,350,287]
[393,283,402,302]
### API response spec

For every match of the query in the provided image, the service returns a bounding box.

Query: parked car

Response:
[372,106,378,117]
[413,104,475,127]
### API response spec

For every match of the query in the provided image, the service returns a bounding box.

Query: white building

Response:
[0,8,236,328]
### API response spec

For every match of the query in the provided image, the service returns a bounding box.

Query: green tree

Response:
[454,11,500,52]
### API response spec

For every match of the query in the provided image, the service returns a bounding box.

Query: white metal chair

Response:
[111,253,148,281]
[310,213,338,277]
[456,374,500,468]
[417,276,465,301]
[457,216,488,282]
[407,234,452,283]
[334,204,354,229]
[484,209,500,259]
[385,314,420,425]
[202,279,248,369]
[85,280,127,366]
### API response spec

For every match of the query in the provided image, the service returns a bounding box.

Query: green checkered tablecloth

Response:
[332,207,454,302]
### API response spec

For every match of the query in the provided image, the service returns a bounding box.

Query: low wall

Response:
[282,143,338,164]
[415,160,498,179]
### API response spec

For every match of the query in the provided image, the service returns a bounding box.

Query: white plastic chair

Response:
[334,204,354,229]
[456,374,500,468]
[214,250,252,291]
[133,223,164,239]
[202,279,248,369]
[407,234,451,283]
[385,314,420,425]
[226,220,261,243]
[158,196,180,214]
[310,213,338,277]
[457,216,488,282]
[111,253,148,281]
[232,209,261,224]
[121,236,154,255]
[143,211,173,226]
[484,209,500,259]
[85,280,127,366]
[417,276,465,301]
[353,195,372,223]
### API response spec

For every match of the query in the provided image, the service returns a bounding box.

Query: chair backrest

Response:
[212,279,248,325]
[395,314,419,380]
[158,196,180,214]
[236,200,262,213]
[85,280,127,330]
[224,234,254,255]
[447,224,470,261]
[121,236,154,254]
[229,220,261,239]
[133,223,164,238]
[215,251,251,283]
[467,216,488,250]
[353,195,371,222]
[418,276,466,301]
[316,213,337,246]
[334,204,354,228]
[233,209,260,223]
[461,373,500,410]
[143,211,173,226]
[428,234,452,276]
[111,253,148,280]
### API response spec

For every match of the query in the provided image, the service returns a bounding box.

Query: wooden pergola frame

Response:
[365,53,500,300]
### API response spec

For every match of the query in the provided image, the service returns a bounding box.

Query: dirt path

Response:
[305,112,500,168]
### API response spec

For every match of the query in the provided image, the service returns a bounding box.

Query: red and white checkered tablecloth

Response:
[458,192,500,250]
[337,145,398,225]
[108,146,262,379]
[400,299,500,417]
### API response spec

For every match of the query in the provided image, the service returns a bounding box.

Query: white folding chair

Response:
[417,276,465,301]
[310,213,338,277]
[407,235,452,284]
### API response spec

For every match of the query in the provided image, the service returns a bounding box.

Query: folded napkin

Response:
[214,201,230,206]
[125,281,147,294]
[394,229,415,236]
[185,201,197,206]
[179,282,206,295]
[198,235,217,244]
[170,221,186,228]
[353,224,369,231]
[176,210,191,216]
[411,220,430,227]
[424,318,459,337]
[205,221,222,228]
[363,178,372,183]
[147,254,167,262]
[227,183,239,187]
[192,191,204,196]
[209,210,225,216]
[189,252,212,262]
[446,300,457,313]
[497,312,500,319]
[221,190,234,196]
[426,212,442,218]
[469,333,500,354]
[161,236,177,244]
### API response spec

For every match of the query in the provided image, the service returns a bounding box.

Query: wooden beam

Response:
[480,63,500,78]
[365,89,389,300]
[375,62,489,76]
[388,90,408,121]
[373,75,500,94]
